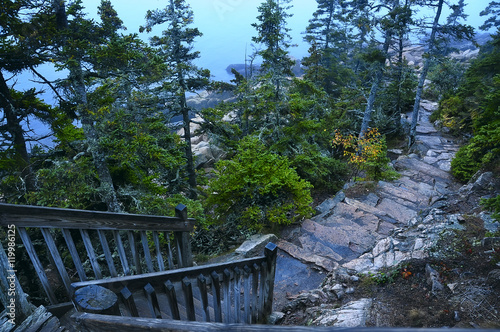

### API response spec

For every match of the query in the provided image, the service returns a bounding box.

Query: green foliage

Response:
[426,58,467,100]
[333,128,398,181]
[25,156,101,210]
[205,136,314,231]
[451,121,500,182]
[481,195,500,222]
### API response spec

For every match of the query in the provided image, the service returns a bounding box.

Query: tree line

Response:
[1,0,499,253]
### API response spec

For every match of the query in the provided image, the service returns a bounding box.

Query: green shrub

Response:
[205,136,314,231]
[451,121,500,182]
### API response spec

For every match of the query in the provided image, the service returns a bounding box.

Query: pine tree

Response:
[408,0,474,147]
[141,0,210,199]
[0,0,54,196]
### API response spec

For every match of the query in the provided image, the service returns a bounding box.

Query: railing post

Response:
[0,241,34,324]
[263,242,277,320]
[174,204,193,267]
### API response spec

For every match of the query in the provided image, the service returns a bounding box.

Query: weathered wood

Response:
[0,203,195,232]
[233,267,241,323]
[175,204,193,268]
[164,280,180,320]
[143,283,162,319]
[40,228,73,296]
[222,268,231,323]
[243,266,251,324]
[71,255,269,294]
[17,227,58,305]
[97,230,117,277]
[140,231,155,273]
[113,230,130,276]
[80,229,102,279]
[72,312,498,332]
[127,231,142,275]
[119,287,139,317]
[182,277,195,321]
[197,274,210,322]
[210,271,222,323]
[251,263,259,323]
[258,261,267,323]
[166,235,174,270]
[61,228,87,281]
[74,285,119,315]
[263,243,278,318]
[153,231,165,271]
[0,240,34,323]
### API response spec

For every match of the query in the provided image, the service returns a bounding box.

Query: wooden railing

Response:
[0,203,195,307]
[71,243,278,326]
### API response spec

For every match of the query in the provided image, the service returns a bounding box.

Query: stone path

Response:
[277,100,461,274]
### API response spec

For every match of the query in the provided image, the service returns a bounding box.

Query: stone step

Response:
[277,240,340,272]
[376,198,418,224]
[394,155,452,182]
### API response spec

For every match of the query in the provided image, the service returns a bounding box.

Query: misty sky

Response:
[74,0,492,81]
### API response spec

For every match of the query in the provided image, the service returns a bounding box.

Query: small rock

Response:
[425,263,444,293]
[268,311,285,325]
[454,311,460,322]
[345,287,355,294]
[350,275,360,282]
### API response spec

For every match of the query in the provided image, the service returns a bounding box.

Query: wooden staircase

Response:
[0,203,277,331]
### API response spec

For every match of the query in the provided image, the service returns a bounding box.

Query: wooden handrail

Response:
[71,243,278,325]
[0,203,195,308]
[70,312,498,332]
[0,203,195,231]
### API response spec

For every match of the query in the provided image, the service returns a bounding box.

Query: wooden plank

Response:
[243,265,251,324]
[0,240,34,322]
[72,312,499,332]
[18,227,58,305]
[233,267,241,323]
[0,203,195,232]
[164,280,180,320]
[119,287,139,317]
[263,242,278,317]
[140,231,155,273]
[197,274,210,322]
[222,269,231,323]
[80,229,102,279]
[166,234,174,270]
[251,263,260,323]
[40,228,73,297]
[71,255,268,295]
[175,234,184,268]
[61,229,87,281]
[97,230,117,277]
[127,231,142,275]
[113,231,130,276]
[153,231,165,272]
[258,261,267,323]
[210,271,222,323]
[143,283,162,319]
[181,277,195,321]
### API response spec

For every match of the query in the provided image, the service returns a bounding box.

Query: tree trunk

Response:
[177,73,197,199]
[53,0,121,212]
[409,0,444,147]
[358,28,393,137]
[70,63,122,212]
[0,72,35,193]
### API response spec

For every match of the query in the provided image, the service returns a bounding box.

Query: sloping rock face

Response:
[276,101,500,328]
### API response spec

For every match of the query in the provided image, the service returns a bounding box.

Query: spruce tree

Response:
[141,0,210,199]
